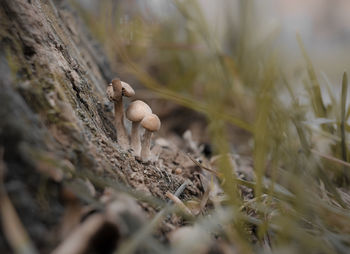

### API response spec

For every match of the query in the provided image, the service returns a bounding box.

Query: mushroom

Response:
[126,100,152,156]
[140,113,161,162]
[106,78,135,150]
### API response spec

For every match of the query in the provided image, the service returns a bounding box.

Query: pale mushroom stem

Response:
[114,99,129,150]
[141,130,152,162]
[130,122,141,156]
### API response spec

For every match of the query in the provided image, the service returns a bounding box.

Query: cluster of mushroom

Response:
[106,78,161,162]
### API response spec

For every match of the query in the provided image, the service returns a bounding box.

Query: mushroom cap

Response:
[109,79,135,101]
[140,113,161,132]
[126,100,152,122]
[121,81,135,97]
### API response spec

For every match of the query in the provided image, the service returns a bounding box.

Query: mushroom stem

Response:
[130,122,141,156]
[114,100,128,150]
[141,130,152,162]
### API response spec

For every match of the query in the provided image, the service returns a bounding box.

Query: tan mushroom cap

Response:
[140,113,161,132]
[121,81,135,97]
[126,100,152,122]
[109,79,135,101]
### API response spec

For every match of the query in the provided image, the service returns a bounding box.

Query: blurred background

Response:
[69,0,350,253]
[73,0,350,155]
[75,0,350,75]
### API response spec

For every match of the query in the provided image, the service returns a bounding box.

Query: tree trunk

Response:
[0,0,200,252]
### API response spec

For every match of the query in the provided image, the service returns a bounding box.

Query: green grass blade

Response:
[297,34,327,119]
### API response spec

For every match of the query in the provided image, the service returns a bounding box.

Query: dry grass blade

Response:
[199,186,211,213]
[52,214,109,254]
[0,148,38,254]
[322,72,337,106]
[186,153,294,201]
[166,192,193,216]
[0,194,38,254]
[311,149,350,169]
[340,72,350,184]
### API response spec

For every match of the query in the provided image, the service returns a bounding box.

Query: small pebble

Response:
[175,168,182,175]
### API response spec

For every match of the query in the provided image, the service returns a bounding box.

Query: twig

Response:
[186,153,221,177]
[340,72,348,163]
